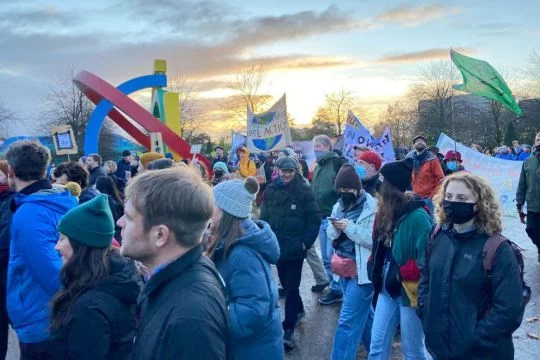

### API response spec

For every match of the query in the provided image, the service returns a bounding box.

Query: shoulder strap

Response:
[426,224,442,259]
[482,233,509,273]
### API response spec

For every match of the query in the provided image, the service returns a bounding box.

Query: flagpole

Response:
[450,48,457,154]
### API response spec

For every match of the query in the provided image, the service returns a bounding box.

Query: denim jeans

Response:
[331,278,374,360]
[318,219,342,294]
[368,263,427,360]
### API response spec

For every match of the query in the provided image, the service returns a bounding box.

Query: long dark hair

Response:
[50,240,113,332]
[208,211,244,260]
[96,176,123,204]
[376,181,408,246]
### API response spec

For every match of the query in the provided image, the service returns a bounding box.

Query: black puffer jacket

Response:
[260,175,321,260]
[133,244,229,360]
[54,251,140,360]
[418,228,524,360]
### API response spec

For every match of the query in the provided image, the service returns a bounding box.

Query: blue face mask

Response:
[315,151,329,161]
[447,161,458,172]
[354,165,367,178]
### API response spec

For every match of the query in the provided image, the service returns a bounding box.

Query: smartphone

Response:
[328,217,340,222]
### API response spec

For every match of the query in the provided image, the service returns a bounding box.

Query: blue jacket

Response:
[7,188,77,343]
[518,152,531,161]
[498,153,515,161]
[213,220,284,360]
[116,159,132,182]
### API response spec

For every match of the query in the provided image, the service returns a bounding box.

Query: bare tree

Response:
[376,100,418,147]
[415,60,460,142]
[313,88,370,135]
[44,68,117,160]
[44,69,94,147]
[222,65,273,129]
[519,49,540,98]
[0,100,14,138]
[167,73,212,143]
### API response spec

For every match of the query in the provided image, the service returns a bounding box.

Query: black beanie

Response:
[335,164,362,193]
[380,158,413,192]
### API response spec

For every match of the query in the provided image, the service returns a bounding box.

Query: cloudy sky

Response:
[1,0,539,137]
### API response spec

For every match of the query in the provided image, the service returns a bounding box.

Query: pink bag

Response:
[331,254,357,279]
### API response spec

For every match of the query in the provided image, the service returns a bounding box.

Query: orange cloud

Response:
[376,47,475,64]
[376,3,462,27]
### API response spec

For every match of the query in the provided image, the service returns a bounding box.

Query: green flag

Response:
[451,50,522,116]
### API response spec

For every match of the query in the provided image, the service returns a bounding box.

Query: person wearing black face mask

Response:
[211,162,230,186]
[419,172,524,360]
[517,131,540,262]
[326,164,377,359]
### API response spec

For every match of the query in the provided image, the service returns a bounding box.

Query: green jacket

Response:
[311,152,347,217]
[516,154,540,213]
[392,206,433,307]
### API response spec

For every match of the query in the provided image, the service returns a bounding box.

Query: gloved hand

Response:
[517,203,526,224]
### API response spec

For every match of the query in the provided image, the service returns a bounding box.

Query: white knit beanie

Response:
[213,177,259,218]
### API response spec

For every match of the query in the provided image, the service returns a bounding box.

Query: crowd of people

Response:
[0,131,538,359]
[470,140,533,161]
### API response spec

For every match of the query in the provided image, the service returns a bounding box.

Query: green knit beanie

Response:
[58,194,114,248]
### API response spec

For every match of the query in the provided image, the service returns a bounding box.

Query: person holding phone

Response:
[327,164,377,360]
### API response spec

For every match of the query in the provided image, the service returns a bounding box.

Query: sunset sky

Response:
[1,0,539,137]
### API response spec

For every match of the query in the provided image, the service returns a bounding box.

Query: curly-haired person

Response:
[418,172,525,360]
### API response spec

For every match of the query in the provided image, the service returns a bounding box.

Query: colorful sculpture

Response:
[74,60,210,169]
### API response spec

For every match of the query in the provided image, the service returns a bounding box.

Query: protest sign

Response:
[343,110,395,163]
[437,133,522,216]
[246,95,292,153]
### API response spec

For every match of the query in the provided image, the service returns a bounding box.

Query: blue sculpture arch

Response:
[83,74,167,155]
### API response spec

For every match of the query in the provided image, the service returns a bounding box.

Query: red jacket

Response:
[412,158,444,198]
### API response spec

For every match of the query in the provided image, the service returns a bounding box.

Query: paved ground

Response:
[6,216,540,359]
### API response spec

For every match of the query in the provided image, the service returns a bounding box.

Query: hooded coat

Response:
[53,252,140,360]
[410,151,444,198]
[213,220,284,360]
[312,152,348,217]
[261,174,321,261]
[368,195,432,306]
[237,147,256,178]
[8,181,77,343]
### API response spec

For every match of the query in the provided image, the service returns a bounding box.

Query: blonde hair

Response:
[63,182,82,198]
[433,172,502,235]
[104,160,117,174]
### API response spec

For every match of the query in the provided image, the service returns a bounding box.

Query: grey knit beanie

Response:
[213,177,259,218]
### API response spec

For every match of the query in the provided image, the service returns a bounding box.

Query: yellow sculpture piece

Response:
[150,59,181,159]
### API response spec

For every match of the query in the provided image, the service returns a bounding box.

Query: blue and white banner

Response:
[436,133,522,217]
[246,95,292,153]
[343,110,395,163]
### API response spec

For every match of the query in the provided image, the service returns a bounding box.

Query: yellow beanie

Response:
[140,152,164,169]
